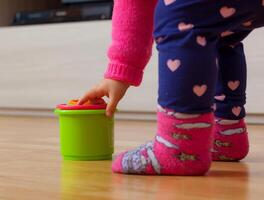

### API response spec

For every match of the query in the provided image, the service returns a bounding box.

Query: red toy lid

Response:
[56,104,106,110]
[56,98,107,110]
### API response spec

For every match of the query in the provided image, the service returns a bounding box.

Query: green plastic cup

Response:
[54,109,114,161]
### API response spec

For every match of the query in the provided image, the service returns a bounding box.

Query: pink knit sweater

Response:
[104,0,158,86]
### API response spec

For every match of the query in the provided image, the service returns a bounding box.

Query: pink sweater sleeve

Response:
[104,0,158,86]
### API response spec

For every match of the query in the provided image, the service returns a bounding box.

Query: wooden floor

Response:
[0,116,264,200]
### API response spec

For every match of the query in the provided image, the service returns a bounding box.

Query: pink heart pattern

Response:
[164,0,176,6]
[155,37,164,44]
[228,80,240,91]
[232,106,241,116]
[211,104,217,111]
[214,94,226,101]
[193,85,207,97]
[196,36,207,46]
[178,22,194,32]
[242,21,252,27]
[167,59,181,72]
[220,6,236,18]
[221,31,234,37]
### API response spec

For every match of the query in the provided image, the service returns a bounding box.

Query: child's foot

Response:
[212,118,249,161]
[112,106,214,175]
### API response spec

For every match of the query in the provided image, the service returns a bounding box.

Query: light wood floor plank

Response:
[0,116,263,200]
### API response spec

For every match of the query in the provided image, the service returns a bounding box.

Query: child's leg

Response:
[213,36,249,161]
[112,30,218,175]
[111,0,264,175]
[212,3,264,161]
[111,0,222,176]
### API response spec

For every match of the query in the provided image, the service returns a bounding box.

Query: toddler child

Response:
[78,0,264,175]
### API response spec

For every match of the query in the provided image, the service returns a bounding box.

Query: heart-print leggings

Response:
[154,0,264,119]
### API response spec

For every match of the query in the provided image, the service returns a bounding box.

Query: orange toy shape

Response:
[67,98,106,106]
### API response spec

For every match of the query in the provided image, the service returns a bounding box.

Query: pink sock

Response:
[212,118,249,161]
[112,106,214,175]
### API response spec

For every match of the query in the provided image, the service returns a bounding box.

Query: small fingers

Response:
[78,88,105,105]
[106,95,119,118]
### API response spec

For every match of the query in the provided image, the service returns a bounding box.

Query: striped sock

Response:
[112,105,214,175]
[212,118,249,161]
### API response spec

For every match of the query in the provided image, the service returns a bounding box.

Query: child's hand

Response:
[78,79,130,117]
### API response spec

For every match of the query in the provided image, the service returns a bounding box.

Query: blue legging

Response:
[154,0,264,120]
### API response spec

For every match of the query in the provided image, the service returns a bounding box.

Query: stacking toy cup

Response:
[54,100,114,161]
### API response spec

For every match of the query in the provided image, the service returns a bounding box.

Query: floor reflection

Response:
[61,160,249,200]
[61,160,113,199]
